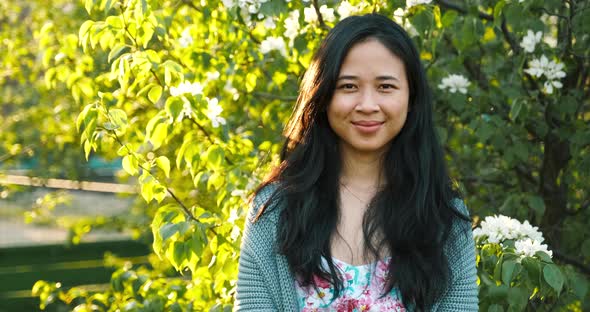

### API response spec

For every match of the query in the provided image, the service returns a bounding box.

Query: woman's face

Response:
[327,39,410,158]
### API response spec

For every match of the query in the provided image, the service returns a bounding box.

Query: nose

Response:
[355,90,380,113]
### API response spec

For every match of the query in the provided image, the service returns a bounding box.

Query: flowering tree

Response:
[1,0,589,310]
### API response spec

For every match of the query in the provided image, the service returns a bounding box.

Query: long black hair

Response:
[253,13,468,310]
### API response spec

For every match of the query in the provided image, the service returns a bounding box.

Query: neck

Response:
[339,145,385,190]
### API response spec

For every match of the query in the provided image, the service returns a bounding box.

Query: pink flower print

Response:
[334,297,358,312]
[312,274,332,289]
[356,296,373,311]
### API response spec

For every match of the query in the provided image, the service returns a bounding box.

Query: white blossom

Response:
[284,10,300,41]
[524,55,566,94]
[224,80,240,101]
[170,81,203,97]
[319,5,335,23]
[406,0,432,8]
[520,30,542,53]
[222,0,235,8]
[438,74,471,94]
[180,101,193,120]
[178,28,193,48]
[337,1,368,19]
[54,52,66,63]
[515,238,553,259]
[304,7,318,24]
[337,1,355,19]
[260,36,287,57]
[264,16,276,29]
[206,98,226,128]
[206,71,220,81]
[393,8,418,37]
[473,215,553,260]
[544,80,563,94]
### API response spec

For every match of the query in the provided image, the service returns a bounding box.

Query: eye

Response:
[379,84,397,91]
[337,83,357,91]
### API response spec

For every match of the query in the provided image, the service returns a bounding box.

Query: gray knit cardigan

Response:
[235,185,479,311]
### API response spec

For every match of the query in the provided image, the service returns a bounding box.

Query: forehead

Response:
[339,39,406,77]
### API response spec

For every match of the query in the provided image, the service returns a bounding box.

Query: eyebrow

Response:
[337,75,400,82]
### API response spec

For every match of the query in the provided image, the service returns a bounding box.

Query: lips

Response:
[351,120,384,134]
[352,121,384,126]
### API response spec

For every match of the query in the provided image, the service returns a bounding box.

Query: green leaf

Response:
[156,156,171,178]
[108,109,128,129]
[166,97,183,121]
[535,251,552,263]
[521,257,541,284]
[153,184,167,203]
[543,264,564,294]
[487,304,503,312]
[108,44,128,63]
[149,123,168,151]
[507,286,528,310]
[441,11,458,27]
[493,0,506,27]
[148,85,163,104]
[172,241,186,270]
[509,99,522,121]
[122,155,139,176]
[502,260,517,285]
[410,8,433,36]
[191,228,206,257]
[160,222,179,241]
[84,0,95,14]
[206,145,225,170]
[245,72,257,92]
[487,284,509,300]
[77,104,94,132]
[141,178,155,202]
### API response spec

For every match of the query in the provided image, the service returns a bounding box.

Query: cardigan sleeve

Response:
[234,186,278,311]
[434,199,479,311]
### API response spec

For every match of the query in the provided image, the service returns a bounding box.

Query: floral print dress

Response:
[295,257,407,312]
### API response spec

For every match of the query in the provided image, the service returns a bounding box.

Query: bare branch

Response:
[312,0,330,31]
[435,0,493,21]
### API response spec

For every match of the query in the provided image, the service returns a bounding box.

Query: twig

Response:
[0,145,35,164]
[311,0,330,30]
[181,0,201,12]
[111,131,198,221]
[188,119,234,166]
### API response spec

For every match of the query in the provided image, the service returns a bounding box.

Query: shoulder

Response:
[445,198,475,265]
[241,183,284,253]
[247,183,283,224]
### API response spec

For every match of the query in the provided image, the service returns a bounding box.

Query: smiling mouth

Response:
[351,121,384,133]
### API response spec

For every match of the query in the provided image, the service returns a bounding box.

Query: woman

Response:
[236,13,478,311]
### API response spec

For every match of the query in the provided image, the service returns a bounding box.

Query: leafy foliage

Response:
[1,0,589,310]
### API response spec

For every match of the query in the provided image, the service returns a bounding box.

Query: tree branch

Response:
[110,131,198,221]
[188,119,234,166]
[553,249,590,276]
[501,16,521,54]
[435,0,493,21]
[312,0,330,31]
